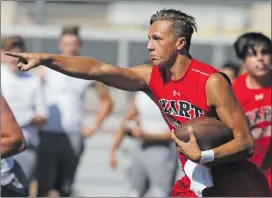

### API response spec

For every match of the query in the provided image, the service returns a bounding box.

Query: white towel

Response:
[184,159,214,197]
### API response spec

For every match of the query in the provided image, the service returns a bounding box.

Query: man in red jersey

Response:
[5,9,271,197]
[232,32,271,192]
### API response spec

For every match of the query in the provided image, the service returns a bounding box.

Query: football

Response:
[174,117,234,151]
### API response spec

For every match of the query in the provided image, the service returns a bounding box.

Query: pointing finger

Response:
[5,52,24,59]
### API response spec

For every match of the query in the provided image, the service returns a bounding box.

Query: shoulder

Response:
[206,73,233,99]
[129,64,154,85]
[207,72,230,86]
[129,64,153,72]
[191,59,218,76]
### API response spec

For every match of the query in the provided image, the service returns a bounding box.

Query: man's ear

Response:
[176,37,186,50]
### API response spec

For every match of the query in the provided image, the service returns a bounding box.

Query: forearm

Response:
[212,136,254,163]
[110,123,127,153]
[38,53,148,91]
[40,54,102,79]
[94,101,113,128]
[1,137,25,158]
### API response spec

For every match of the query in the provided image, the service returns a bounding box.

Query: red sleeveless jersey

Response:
[233,74,271,190]
[148,59,218,196]
[149,58,218,167]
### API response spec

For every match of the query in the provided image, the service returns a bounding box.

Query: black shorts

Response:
[36,132,84,197]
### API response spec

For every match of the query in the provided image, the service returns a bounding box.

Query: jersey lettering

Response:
[246,106,271,128]
[159,99,204,128]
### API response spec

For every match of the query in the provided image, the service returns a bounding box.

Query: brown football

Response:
[174,117,234,151]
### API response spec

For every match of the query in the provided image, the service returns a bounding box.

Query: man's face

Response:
[147,20,180,67]
[243,45,271,77]
[58,34,80,56]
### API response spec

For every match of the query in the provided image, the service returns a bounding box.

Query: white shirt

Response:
[1,64,48,146]
[42,67,93,133]
[135,91,169,134]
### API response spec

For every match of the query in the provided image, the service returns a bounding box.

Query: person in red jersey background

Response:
[232,32,272,192]
[5,9,271,197]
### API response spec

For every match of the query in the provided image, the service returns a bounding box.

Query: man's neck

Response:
[169,55,192,81]
[246,74,271,89]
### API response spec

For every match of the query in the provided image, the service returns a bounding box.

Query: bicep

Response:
[96,64,152,91]
[206,73,251,138]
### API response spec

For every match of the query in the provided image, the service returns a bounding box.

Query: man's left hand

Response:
[171,127,202,163]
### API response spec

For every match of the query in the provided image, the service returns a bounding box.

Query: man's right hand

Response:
[5,52,44,71]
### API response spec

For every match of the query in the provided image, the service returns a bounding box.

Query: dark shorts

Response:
[36,132,84,197]
[203,161,271,197]
[172,161,271,197]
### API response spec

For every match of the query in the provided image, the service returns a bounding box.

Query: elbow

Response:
[17,139,26,153]
[11,135,26,153]
[104,99,113,115]
[241,135,254,158]
[246,138,254,158]
[235,134,254,159]
[16,135,26,152]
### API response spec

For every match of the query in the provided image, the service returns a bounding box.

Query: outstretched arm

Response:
[5,52,152,91]
[1,95,26,158]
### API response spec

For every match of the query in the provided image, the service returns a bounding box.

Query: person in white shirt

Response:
[1,36,48,186]
[34,26,113,197]
[109,91,178,197]
[1,36,47,198]
[1,93,28,197]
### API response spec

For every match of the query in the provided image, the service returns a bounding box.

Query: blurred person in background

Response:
[109,91,178,197]
[1,36,47,186]
[220,61,240,83]
[232,32,272,192]
[34,26,113,197]
[1,94,28,197]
